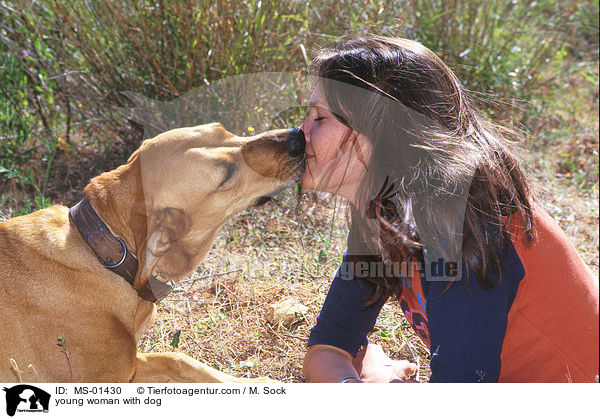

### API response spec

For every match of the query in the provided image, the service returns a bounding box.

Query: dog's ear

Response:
[147,207,189,255]
[132,206,190,288]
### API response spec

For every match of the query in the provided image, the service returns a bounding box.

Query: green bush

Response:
[404,1,578,107]
[1,0,311,103]
[0,0,596,213]
[0,49,35,170]
[3,0,588,119]
[0,45,56,214]
[3,0,590,123]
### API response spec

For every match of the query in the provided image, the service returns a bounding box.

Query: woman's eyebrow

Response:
[307,97,326,107]
[307,102,330,113]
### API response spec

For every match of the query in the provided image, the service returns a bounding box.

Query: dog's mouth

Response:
[252,156,305,208]
[253,196,273,207]
[252,176,301,208]
[292,154,306,182]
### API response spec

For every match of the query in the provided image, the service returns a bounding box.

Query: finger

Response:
[392,361,418,380]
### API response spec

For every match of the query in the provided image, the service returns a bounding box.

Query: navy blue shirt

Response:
[307,242,525,382]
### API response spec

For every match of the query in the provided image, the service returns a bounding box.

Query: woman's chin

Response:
[300,172,344,196]
[300,175,325,192]
[299,173,313,189]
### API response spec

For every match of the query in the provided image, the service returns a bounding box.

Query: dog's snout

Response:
[286,128,305,158]
[241,128,306,181]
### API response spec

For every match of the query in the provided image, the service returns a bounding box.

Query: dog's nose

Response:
[286,128,305,158]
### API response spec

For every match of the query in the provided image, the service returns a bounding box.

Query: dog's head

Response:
[86,122,305,292]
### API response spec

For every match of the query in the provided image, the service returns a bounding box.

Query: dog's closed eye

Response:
[218,161,237,188]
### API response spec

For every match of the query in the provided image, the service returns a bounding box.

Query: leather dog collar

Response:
[69,197,172,303]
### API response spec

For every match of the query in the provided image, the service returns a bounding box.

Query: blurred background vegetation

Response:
[1,0,597,215]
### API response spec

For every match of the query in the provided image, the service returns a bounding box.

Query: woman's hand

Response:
[303,343,418,383]
[353,343,418,383]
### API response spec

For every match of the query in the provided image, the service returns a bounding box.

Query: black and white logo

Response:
[2,385,51,417]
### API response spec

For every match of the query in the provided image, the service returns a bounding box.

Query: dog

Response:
[0,122,305,382]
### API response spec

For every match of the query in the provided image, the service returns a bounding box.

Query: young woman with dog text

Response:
[298,35,599,382]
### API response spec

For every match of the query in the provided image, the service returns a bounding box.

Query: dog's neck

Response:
[73,160,173,303]
[83,158,144,256]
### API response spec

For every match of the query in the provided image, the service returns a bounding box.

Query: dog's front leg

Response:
[131,352,276,383]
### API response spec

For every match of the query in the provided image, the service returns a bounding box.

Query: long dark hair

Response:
[312,35,536,302]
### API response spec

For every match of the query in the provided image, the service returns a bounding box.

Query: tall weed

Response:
[0,0,595,213]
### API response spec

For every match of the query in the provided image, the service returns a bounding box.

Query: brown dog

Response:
[0,123,305,382]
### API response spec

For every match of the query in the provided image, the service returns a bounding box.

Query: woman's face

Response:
[299,83,371,204]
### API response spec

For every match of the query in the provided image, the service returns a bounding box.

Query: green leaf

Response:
[170,330,181,348]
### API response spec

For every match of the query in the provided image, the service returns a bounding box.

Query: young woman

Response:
[299,35,598,383]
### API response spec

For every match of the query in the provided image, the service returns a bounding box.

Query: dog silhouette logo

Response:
[2,385,51,416]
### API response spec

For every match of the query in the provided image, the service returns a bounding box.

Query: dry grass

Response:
[139,190,432,382]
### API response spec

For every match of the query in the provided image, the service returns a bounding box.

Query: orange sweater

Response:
[498,208,599,382]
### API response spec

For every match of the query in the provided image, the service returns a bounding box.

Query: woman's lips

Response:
[305,154,315,160]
